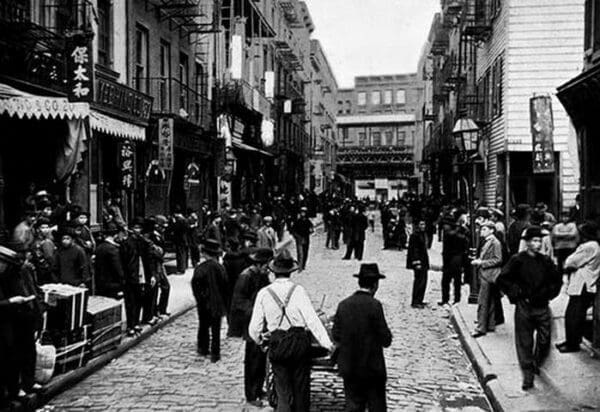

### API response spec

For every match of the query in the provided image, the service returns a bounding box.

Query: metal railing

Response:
[220,79,272,118]
[144,77,211,129]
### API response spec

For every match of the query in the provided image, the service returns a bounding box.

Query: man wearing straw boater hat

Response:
[191,239,228,363]
[249,249,333,411]
[332,263,392,412]
[230,248,274,407]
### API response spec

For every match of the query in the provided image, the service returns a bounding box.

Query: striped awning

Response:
[0,83,89,120]
[90,110,146,141]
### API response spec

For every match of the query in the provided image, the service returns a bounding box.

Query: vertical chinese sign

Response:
[66,34,94,102]
[530,95,555,174]
[158,118,174,170]
[120,142,134,191]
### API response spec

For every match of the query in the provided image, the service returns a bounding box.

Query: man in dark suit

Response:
[94,226,126,299]
[343,206,369,261]
[407,219,430,308]
[333,263,392,412]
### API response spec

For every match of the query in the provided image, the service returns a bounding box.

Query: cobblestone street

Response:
[48,223,490,411]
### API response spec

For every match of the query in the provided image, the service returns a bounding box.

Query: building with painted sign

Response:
[422,0,583,215]
[336,74,420,202]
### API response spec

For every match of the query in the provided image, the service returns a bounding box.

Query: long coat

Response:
[350,213,369,243]
[406,231,429,270]
[478,235,503,283]
[332,291,392,381]
[228,265,270,339]
[191,259,229,318]
[95,240,125,298]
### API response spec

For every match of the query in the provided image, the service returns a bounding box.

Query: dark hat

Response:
[353,263,386,280]
[34,217,51,229]
[241,231,258,242]
[522,226,543,241]
[475,207,491,219]
[268,249,299,275]
[249,248,274,264]
[155,215,169,227]
[131,216,145,228]
[441,214,456,227]
[201,239,223,256]
[143,217,157,233]
[514,204,531,219]
[58,225,77,238]
[0,245,19,265]
[578,222,599,241]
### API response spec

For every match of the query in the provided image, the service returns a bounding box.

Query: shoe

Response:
[438,301,448,306]
[471,331,486,338]
[342,257,350,260]
[522,379,534,390]
[133,325,143,332]
[247,400,263,407]
[556,342,580,353]
[533,364,540,375]
[210,354,220,363]
[127,329,136,337]
[159,312,171,317]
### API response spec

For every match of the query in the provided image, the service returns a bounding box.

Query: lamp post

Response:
[452,115,480,304]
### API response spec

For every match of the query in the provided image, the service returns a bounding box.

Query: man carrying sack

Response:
[332,263,392,412]
[248,249,333,412]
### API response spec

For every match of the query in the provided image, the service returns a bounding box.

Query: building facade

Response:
[336,74,420,201]
[558,0,600,220]
[307,39,338,195]
[423,0,583,215]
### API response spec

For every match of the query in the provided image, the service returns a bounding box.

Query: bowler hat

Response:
[522,226,543,241]
[268,249,299,275]
[353,263,386,279]
[578,222,599,241]
[201,239,223,256]
[249,248,274,264]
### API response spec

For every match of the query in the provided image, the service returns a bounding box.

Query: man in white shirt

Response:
[249,249,333,412]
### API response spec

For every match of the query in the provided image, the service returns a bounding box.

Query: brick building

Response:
[336,74,420,201]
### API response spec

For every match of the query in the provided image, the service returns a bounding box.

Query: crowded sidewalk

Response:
[442,231,600,411]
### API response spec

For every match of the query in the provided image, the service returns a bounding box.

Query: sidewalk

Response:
[449,262,600,411]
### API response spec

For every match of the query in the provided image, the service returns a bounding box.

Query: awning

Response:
[90,110,146,141]
[232,139,273,157]
[0,83,89,120]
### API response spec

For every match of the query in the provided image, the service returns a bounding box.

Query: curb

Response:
[450,305,507,412]
[27,301,197,411]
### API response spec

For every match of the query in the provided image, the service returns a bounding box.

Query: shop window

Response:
[97,0,112,67]
[384,90,392,105]
[372,132,381,146]
[396,90,406,105]
[179,52,189,111]
[134,24,149,93]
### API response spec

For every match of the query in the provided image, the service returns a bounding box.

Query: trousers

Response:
[196,306,221,358]
[142,283,157,323]
[175,243,188,273]
[343,378,387,412]
[475,277,496,333]
[411,269,428,305]
[155,266,171,315]
[244,340,267,402]
[294,237,310,270]
[4,313,36,398]
[344,240,364,260]
[515,301,552,373]
[124,284,144,329]
[565,290,595,347]
[271,357,311,412]
[441,257,462,303]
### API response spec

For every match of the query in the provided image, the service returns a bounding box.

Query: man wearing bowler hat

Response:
[497,226,562,390]
[192,239,229,362]
[332,263,392,412]
[230,248,274,407]
[249,249,333,412]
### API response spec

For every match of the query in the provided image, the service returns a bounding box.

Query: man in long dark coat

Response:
[229,248,273,407]
[407,220,430,308]
[343,206,369,261]
[333,263,392,411]
[191,239,229,362]
[94,227,125,299]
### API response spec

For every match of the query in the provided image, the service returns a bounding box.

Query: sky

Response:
[303,0,440,88]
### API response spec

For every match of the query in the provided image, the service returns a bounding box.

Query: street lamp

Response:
[452,114,480,304]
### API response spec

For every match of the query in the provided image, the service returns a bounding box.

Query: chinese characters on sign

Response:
[67,34,93,102]
[120,142,134,190]
[530,95,555,174]
[158,118,174,170]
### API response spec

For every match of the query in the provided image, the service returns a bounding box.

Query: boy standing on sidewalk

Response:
[496,226,562,390]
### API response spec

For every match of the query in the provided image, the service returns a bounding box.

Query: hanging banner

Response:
[530,95,555,174]
[120,142,134,190]
[230,35,243,80]
[66,33,94,102]
[158,118,174,170]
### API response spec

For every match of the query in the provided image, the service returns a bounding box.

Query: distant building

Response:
[336,74,420,201]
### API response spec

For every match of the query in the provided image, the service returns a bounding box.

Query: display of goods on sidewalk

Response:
[41,284,88,332]
[53,325,90,376]
[86,296,124,358]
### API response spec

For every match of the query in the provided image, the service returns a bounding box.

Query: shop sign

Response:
[95,74,152,123]
[66,33,94,102]
[530,95,555,174]
[120,142,134,190]
[158,118,174,170]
